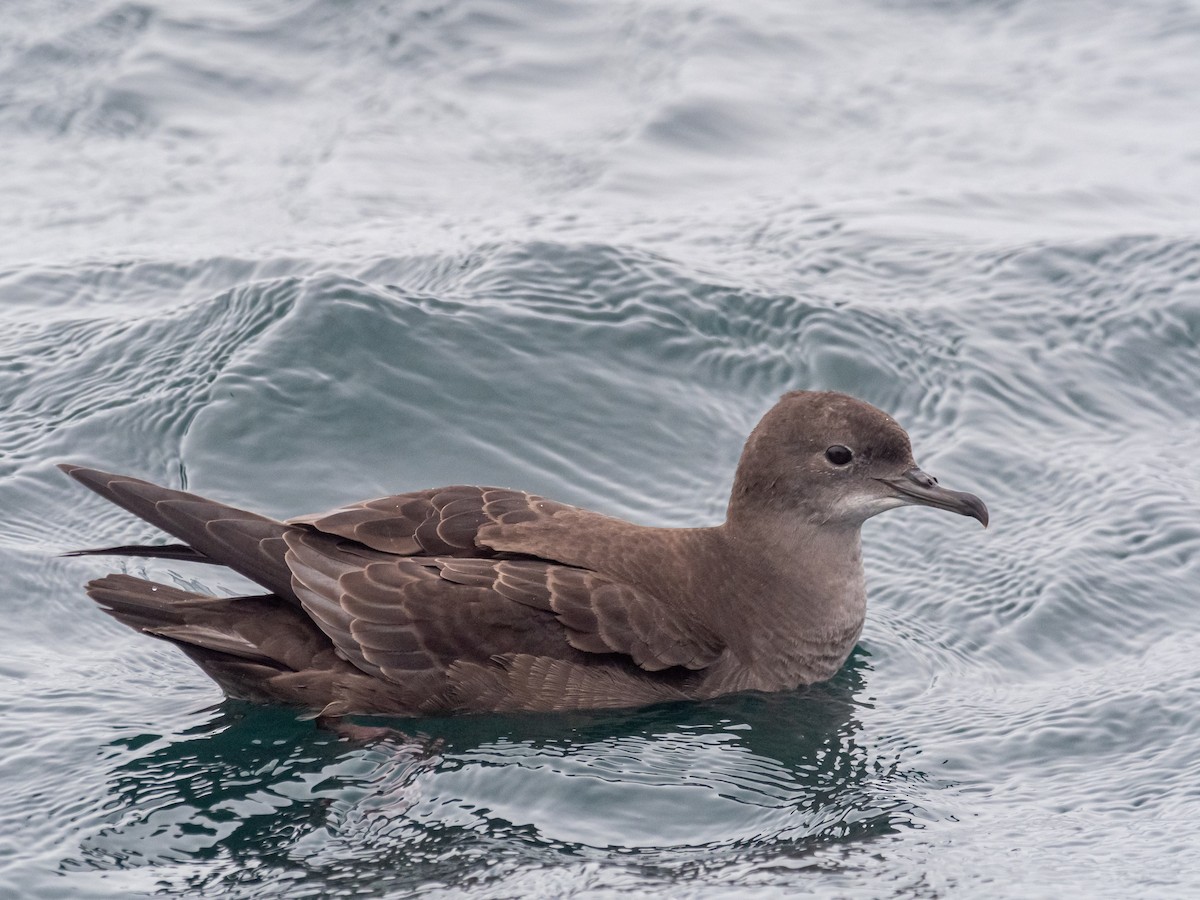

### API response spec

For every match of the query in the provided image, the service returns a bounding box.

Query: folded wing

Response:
[284,529,723,691]
[63,466,725,714]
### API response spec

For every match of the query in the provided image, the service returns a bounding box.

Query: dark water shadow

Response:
[63,651,925,895]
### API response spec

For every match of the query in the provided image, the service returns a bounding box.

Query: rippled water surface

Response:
[3,1,1200,897]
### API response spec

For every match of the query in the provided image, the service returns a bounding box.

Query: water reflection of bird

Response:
[61,391,986,718]
[75,657,909,894]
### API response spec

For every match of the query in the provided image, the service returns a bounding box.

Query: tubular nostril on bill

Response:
[907,468,936,488]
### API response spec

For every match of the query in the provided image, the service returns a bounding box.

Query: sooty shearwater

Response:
[61,390,987,718]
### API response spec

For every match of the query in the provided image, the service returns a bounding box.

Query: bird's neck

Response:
[708,512,868,689]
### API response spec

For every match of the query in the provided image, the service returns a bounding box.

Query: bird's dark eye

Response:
[825,445,853,466]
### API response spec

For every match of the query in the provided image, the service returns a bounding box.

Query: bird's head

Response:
[728,390,988,531]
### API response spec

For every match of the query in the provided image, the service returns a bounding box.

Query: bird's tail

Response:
[59,464,296,601]
[87,573,335,706]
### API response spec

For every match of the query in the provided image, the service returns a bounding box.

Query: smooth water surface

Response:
[2,1,1199,897]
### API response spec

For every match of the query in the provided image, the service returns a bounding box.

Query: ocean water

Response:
[2,0,1199,896]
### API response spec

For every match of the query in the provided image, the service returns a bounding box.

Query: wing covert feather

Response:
[289,486,576,558]
[282,531,724,693]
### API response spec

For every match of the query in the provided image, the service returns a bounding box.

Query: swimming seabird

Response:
[60,390,987,717]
